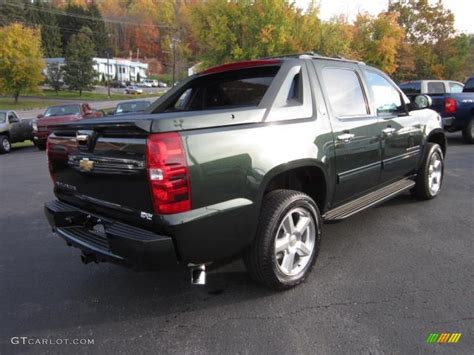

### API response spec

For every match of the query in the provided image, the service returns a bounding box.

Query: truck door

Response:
[363,69,423,183]
[7,111,22,142]
[316,62,382,204]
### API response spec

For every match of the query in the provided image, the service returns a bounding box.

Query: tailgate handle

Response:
[76,130,96,151]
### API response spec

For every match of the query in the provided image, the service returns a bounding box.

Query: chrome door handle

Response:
[382,127,396,136]
[337,133,355,143]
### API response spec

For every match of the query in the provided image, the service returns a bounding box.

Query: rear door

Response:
[315,61,381,204]
[363,69,423,183]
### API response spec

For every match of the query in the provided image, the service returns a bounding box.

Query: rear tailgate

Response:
[47,118,155,224]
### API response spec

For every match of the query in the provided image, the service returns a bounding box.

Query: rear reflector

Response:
[146,133,191,214]
[444,97,457,114]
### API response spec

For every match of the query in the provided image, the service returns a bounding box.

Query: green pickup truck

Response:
[45,54,446,290]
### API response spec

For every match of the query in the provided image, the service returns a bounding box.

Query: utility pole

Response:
[106,51,110,98]
[171,34,180,86]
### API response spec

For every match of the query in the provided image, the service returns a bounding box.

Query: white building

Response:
[44,57,148,82]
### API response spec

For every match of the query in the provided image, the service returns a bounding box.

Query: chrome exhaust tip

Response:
[189,264,206,285]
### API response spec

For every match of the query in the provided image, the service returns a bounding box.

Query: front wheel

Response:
[0,135,11,154]
[462,118,474,144]
[412,143,444,200]
[244,190,321,290]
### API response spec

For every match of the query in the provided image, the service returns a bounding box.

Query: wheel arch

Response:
[426,128,447,157]
[258,159,330,214]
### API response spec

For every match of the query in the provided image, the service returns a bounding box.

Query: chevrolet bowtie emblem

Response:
[79,158,94,172]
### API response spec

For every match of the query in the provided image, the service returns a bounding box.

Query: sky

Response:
[294,0,474,34]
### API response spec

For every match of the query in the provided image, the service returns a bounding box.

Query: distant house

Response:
[44,57,149,82]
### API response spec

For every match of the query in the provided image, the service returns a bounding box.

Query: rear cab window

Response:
[157,66,280,113]
[463,78,474,92]
[427,82,446,94]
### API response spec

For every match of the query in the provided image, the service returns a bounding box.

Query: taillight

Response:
[46,136,55,183]
[146,132,191,214]
[444,97,457,114]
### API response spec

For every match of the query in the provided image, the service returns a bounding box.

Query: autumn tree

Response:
[0,23,44,103]
[189,0,323,67]
[352,12,404,74]
[63,27,97,96]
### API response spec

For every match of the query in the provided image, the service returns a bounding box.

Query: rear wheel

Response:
[412,143,444,200]
[36,142,46,151]
[462,118,474,144]
[0,135,11,154]
[244,190,321,290]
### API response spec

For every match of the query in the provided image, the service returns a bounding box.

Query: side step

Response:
[323,178,415,222]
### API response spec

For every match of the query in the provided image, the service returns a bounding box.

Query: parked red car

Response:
[32,103,103,150]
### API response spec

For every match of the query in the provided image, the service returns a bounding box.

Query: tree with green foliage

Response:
[46,63,63,94]
[63,27,97,96]
[25,1,62,57]
[389,0,455,44]
[58,3,109,56]
[0,0,25,26]
[0,23,44,103]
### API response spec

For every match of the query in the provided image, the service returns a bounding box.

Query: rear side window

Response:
[321,68,368,117]
[449,82,464,93]
[463,78,474,92]
[161,66,279,112]
[427,82,445,94]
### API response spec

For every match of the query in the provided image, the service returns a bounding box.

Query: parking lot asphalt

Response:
[0,133,472,354]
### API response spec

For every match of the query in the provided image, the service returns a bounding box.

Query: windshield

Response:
[115,101,150,114]
[0,113,5,123]
[44,105,81,117]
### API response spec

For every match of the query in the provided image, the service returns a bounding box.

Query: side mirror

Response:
[37,114,44,119]
[413,95,432,110]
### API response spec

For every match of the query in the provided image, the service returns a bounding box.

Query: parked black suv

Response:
[45,54,446,290]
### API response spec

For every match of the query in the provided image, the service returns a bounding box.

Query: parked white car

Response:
[124,86,143,94]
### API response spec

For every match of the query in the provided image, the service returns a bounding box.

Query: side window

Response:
[427,82,445,94]
[321,68,368,117]
[365,71,403,116]
[8,112,19,123]
[449,82,463,93]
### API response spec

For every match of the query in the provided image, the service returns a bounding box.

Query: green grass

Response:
[0,98,63,111]
[11,140,34,148]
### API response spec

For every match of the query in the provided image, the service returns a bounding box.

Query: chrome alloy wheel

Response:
[274,207,316,276]
[2,137,10,152]
[428,152,443,195]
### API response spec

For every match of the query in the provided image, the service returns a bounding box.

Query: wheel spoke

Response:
[294,216,310,237]
[281,250,296,273]
[282,214,295,234]
[295,241,311,256]
[275,235,290,254]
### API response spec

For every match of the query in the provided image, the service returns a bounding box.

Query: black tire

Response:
[0,135,11,154]
[462,118,474,144]
[244,190,322,290]
[412,143,444,200]
[36,142,46,151]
